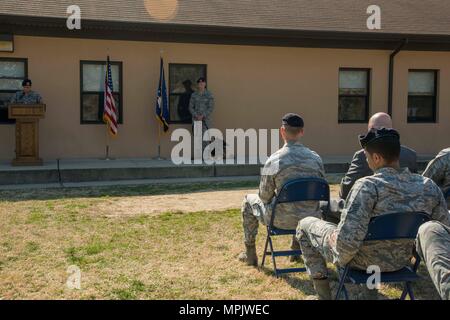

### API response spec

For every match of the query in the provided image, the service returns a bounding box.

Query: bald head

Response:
[368,112,393,131]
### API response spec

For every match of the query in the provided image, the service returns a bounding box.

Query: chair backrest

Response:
[276,177,330,204]
[269,177,330,230]
[364,212,431,241]
[444,189,450,199]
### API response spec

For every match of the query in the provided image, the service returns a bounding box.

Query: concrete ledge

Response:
[0,160,59,185]
[60,166,215,183]
[0,157,433,186]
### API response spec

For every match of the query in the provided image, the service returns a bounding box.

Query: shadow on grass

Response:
[0,180,260,202]
[260,262,439,300]
[258,265,317,297]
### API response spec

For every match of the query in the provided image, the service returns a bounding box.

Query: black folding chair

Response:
[261,177,330,277]
[335,212,430,300]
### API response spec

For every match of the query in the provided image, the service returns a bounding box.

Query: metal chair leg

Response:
[261,229,270,268]
[400,285,408,300]
[335,266,349,300]
[406,282,415,300]
[268,236,279,277]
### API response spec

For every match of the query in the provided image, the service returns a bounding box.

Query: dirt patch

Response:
[96,185,340,217]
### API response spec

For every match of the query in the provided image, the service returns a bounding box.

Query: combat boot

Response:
[312,278,332,300]
[238,244,258,267]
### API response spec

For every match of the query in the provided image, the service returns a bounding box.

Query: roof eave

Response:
[2,14,450,51]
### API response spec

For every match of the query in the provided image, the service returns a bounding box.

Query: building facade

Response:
[1,1,449,161]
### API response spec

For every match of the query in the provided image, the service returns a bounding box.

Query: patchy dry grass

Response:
[0,181,440,300]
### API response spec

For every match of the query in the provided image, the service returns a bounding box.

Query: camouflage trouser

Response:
[242,194,270,246]
[192,120,212,157]
[297,217,379,299]
[295,217,338,278]
[416,221,450,300]
[242,194,300,248]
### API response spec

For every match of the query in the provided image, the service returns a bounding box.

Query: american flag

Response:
[103,56,118,136]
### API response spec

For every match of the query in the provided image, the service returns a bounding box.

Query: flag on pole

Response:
[103,56,118,136]
[156,57,169,132]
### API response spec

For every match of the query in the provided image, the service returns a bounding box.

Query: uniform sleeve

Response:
[339,150,372,199]
[36,93,43,104]
[430,184,450,227]
[188,95,197,117]
[318,159,326,178]
[335,180,377,266]
[205,93,214,117]
[10,92,18,103]
[423,156,445,187]
[258,159,276,204]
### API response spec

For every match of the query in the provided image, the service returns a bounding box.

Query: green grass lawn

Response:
[0,182,440,300]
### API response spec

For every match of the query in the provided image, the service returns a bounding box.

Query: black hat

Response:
[282,113,304,128]
[197,77,206,83]
[359,128,400,148]
[22,79,32,86]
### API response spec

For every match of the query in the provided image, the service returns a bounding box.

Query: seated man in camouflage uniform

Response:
[239,113,325,267]
[325,113,417,224]
[423,148,450,209]
[296,128,450,300]
[340,113,417,200]
[416,221,450,300]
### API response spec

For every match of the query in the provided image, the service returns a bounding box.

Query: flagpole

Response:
[105,125,110,161]
[157,121,162,159]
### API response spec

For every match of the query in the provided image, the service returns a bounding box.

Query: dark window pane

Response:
[338,69,369,122]
[339,97,367,122]
[82,94,102,122]
[80,61,122,124]
[408,96,435,122]
[82,93,120,122]
[0,59,26,124]
[169,64,206,123]
[0,92,14,107]
[0,92,14,123]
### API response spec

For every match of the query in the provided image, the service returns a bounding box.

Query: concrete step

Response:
[0,157,432,186]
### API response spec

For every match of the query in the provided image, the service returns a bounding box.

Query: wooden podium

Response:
[8,104,46,166]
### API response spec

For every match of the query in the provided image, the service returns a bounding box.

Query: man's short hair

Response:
[282,124,302,136]
[359,128,401,163]
[282,113,304,128]
[22,79,32,86]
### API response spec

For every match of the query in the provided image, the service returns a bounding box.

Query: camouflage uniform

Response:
[10,90,43,104]
[416,221,450,300]
[296,167,450,279]
[340,145,417,200]
[242,141,325,246]
[423,148,450,209]
[189,90,214,132]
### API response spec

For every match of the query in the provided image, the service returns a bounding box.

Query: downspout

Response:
[388,39,408,117]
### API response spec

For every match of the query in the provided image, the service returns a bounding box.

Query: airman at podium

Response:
[10,78,43,104]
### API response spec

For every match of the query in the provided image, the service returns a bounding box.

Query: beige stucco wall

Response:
[0,35,448,161]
